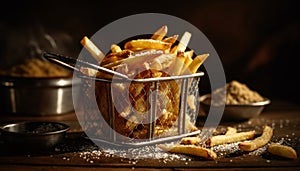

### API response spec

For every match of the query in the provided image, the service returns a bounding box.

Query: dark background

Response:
[0,0,299,104]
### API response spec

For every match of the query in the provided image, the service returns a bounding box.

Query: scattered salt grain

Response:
[77,144,188,164]
[248,146,267,156]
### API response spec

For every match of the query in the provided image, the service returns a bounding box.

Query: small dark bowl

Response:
[0,121,70,149]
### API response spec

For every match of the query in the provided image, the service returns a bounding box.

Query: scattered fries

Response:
[207,130,256,147]
[239,125,273,151]
[161,125,297,161]
[157,144,217,160]
[267,143,297,159]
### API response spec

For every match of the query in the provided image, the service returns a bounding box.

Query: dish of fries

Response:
[78,25,208,142]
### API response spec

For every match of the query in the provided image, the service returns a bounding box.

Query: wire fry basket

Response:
[42,52,205,147]
[79,72,204,147]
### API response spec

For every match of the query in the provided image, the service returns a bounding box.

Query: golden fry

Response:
[239,125,273,151]
[168,52,186,75]
[207,130,256,147]
[181,136,201,145]
[157,144,217,160]
[184,50,194,59]
[151,25,168,40]
[225,127,237,135]
[163,34,179,44]
[184,54,209,74]
[111,44,122,53]
[267,143,297,159]
[170,45,178,54]
[177,31,191,52]
[124,39,172,51]
[179,50,194,75]
[101,49,133,66]
[80,36,105,62]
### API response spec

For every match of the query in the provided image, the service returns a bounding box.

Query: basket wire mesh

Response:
[80,72,204,147]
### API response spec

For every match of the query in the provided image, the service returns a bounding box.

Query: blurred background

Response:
[0,0,299,104]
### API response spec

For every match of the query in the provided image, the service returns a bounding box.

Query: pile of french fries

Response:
[158,125,297,160]
[80,25,209,78]
[79,26,209,139]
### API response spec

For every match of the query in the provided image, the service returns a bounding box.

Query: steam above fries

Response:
[80,25,208,78]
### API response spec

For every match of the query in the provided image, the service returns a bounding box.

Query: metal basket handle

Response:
[42,52,129,79]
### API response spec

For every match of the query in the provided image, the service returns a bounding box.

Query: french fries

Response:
[239,125,273,151]
[267,143,297,159]
[80,36,105,62]
[81,25,208,79]
[207,130,256,147]
[157,144,217,160]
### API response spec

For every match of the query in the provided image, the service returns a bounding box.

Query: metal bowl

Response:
[199,94,271,121]
[0,121,70,148]
[0,75,81,116]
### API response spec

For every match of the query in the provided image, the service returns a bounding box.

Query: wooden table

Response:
[0,100,299,171]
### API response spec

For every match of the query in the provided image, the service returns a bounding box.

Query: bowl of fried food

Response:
[0,58,81,115]
[200,80,271,121]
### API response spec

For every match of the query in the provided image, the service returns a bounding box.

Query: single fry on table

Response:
[239,125,273,151]
[207,130,256,147]
[267,143,297,159]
